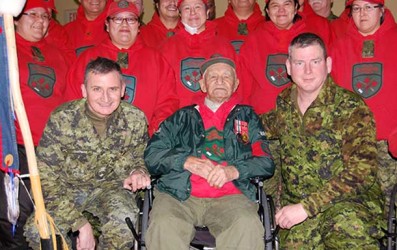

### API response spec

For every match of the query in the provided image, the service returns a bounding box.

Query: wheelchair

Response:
[126,177,279,250]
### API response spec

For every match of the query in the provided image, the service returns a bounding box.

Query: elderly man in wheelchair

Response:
[125,54,275,250]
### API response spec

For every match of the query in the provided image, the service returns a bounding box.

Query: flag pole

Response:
[3,13,52,246]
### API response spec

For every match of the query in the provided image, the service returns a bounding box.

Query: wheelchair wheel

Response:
[387,184,397,250]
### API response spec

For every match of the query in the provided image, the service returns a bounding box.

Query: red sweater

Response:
[191,96,242,198]
[239,14,332,114]
[64,0,111,56]
[139,13,183,49]
[331,10,397,141]
[15,34,69,145]
[214,3,264,53]
[65,38,179,135]
[330,8,350,39]
[159,21,238,108]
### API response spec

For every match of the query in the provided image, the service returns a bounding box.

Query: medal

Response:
[234,119,249,144]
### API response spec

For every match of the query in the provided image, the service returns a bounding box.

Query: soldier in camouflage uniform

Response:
[261,33,384,249]
[25,57,150,249]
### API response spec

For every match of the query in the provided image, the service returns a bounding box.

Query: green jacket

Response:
[261,76,383,217]
[144,104,275,201]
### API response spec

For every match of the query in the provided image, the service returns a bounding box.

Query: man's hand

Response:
[183,156,214,179]
[76,222,95,250]
[207,165,239,188]
[123,168,151,192]
[275,203,308,229]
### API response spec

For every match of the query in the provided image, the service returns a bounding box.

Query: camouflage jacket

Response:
[36,100,149,231]
[261,76,383,218]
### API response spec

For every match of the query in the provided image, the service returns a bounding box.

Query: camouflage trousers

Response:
[376,140,397,218]
[24,184,138,249]
[279,201,383,250]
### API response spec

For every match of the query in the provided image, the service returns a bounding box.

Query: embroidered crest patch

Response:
[231,40,244,54]
[237,23,248,36]
[75,45,94,56]
[27,63,56,98]
[123,74,137,103]
[266,54,290,87]
[180,58,205,92]
[352,63,382,99]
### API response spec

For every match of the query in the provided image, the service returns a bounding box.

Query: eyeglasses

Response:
[22,12,51,21]
[108,16,138,25]
[351,5,381,13]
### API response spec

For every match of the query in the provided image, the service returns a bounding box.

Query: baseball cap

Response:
[346,0,384,6]
[107,0,140,17]
[23,0,51,13]
[47,0,57,13]
[177,0,208,8]
[201,54,236,74]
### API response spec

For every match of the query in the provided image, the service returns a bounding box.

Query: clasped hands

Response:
[183,156,239,188]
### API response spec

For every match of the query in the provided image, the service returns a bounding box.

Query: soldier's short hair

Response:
[288,32,328,59]
[84,57,123,86]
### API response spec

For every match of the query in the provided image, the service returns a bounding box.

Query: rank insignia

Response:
[234,119,249,144]
[166,31,175,37]
[238,23,248,36]
[31,46,44,62]
[117,52,129,69]
[362,40,374,58]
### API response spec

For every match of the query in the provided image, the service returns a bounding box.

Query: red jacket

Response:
[159,21,238,108]
[239,14,332,114]
[330,8,350,39]
[65,38,179,135]
[64,0,111,56]
[45,20,76,64]
[16,34,69,145]
[139,13,183,49]
[331,9,397,141]
[214,3,264,53]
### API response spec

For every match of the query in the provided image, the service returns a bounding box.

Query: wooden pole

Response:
[3,14,51,242]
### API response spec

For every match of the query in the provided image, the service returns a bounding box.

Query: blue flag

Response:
[0,16,20,234]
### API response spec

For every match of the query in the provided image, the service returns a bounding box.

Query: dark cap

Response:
[200,54,236,74]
